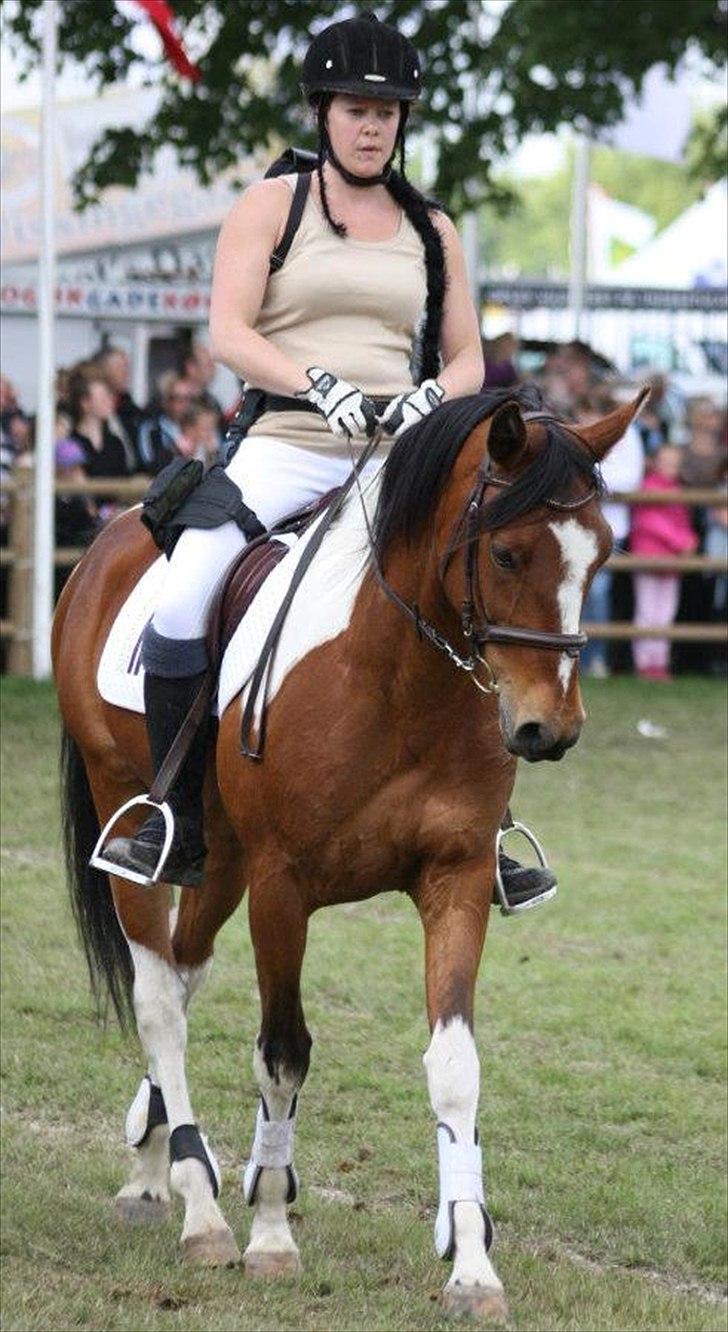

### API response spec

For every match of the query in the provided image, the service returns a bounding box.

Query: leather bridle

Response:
[360,412,600,697]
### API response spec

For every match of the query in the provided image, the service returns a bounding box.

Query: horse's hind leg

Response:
[243,867,312,1277]
[122,911,239,1265]
[115,903,213,1226]
[83,757,241,1264]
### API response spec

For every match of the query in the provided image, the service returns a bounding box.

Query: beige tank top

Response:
[246,175,427,456]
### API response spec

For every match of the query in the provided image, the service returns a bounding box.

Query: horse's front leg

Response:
[243,869,311,1277]
[415,857,508,1322]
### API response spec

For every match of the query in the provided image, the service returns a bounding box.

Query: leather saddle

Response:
[206,488,339,663]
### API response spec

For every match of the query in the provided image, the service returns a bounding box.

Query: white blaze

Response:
[549,519,598,690]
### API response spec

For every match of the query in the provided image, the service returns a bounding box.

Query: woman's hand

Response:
[379,379,445,438]
[298,367,378,438]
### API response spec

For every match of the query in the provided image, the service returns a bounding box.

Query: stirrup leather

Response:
[90,794,175,887]
[495,821,557,916]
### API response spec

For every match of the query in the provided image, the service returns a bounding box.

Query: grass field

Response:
[1,677,726,1332]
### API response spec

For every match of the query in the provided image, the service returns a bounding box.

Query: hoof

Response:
[181,1228,241,1268]
[244,1249,302,1279]
[441,1284,509,1323]
[114,1193,170,1226]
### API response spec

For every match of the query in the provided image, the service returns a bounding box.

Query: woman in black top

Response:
[67,366,130,481]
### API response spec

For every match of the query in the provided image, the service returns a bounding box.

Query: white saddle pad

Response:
[97,470,381,722]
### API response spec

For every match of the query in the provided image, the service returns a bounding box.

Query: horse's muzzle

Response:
[506,720,581,763]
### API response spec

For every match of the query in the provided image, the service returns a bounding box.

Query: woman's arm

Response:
[432,212,485,399]
[209,179,310,395]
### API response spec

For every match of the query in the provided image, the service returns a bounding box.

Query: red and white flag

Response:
[131,0,201,83]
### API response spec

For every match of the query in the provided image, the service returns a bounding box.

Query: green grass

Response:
[1,677,726,1332]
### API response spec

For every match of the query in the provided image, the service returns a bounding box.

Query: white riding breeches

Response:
[150,435,380,643]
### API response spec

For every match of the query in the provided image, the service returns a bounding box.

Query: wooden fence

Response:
[1,472,726,676]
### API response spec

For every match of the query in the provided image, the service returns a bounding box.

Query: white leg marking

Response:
[423,1019,503,1293]
[244,1041,301,1265]
[549,519,598,691]
[116,1124,171,1207]
[129,942,229,1244]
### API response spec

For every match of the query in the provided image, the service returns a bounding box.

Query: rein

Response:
[353,412,598,697]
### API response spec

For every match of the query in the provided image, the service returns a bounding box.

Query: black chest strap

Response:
[269,173,312,275]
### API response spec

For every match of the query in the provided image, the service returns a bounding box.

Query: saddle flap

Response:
[209,540,291,662]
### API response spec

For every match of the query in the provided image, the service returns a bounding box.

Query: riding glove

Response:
[299,367,378,439]
[379,379,445,438]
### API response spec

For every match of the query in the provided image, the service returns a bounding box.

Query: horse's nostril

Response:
[514,722,548,752]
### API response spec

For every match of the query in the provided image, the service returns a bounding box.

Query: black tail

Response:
[60,725,134,1029]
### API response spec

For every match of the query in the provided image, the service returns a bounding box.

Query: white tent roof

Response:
[613,179,727,288]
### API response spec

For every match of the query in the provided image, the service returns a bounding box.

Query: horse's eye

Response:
[491,544,518,571]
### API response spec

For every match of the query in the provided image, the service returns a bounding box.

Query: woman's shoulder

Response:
[223,176,296,227]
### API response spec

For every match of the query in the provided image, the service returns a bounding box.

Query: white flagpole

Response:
[32,0,58,679]
[568,134,591,341]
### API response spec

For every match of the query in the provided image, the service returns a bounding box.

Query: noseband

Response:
[363,412,599,696]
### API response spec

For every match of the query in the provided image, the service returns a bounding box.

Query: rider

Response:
[102,11,556,908]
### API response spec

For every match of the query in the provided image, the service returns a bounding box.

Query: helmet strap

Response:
[325,143,392,188]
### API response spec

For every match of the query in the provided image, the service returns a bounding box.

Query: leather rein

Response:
[355,411,599,697]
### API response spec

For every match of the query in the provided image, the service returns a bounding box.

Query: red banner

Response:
[132,0,201,83]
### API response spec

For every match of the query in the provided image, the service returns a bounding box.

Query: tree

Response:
[479,145,708,277]
[3,0,726,216]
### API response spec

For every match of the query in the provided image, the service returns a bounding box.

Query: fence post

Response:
[7,471,34,677]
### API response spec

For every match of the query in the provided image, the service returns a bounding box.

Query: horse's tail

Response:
[60,725,135,1030]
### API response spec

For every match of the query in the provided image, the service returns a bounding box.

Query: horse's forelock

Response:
[373,384,601,560]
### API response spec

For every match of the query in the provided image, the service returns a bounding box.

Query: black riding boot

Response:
[103,671,208,887]
[497,809,557,909]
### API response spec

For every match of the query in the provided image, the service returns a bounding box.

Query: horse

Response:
[53,384,647,1319]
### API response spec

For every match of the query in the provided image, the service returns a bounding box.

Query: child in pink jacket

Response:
[630,444,697,679]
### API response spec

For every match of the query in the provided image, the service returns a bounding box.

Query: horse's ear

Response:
[487,401,527,467]
[576,385,651,460]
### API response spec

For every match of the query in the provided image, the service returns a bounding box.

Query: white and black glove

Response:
[379,379,445,438]
[298,366,378,439]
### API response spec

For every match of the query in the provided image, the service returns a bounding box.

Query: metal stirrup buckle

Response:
[90,794,176,887]
[495,821,557,916]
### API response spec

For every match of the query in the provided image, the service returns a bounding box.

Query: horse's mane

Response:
[373,382,603,563]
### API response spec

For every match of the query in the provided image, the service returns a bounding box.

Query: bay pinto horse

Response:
[53,385,646,1320]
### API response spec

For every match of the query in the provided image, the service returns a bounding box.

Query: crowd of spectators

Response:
[1,335,726,677]
[1,340,227,559]
[482,335,727,679]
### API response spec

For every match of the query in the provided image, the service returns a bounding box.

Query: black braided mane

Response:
[373,383,603,563]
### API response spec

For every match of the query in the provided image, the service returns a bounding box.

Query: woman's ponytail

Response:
[384,171,446,384]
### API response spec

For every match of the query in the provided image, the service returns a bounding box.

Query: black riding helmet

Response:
[301,11,422,103]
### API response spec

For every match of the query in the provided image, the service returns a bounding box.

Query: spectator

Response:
[482,333,519,389]
[635,373,670,457]
[67,366,130,523]
[557,341,607,414]
[630,444,697,681]
[137,373,197,474]
[181,339,223,417]
[704,466,727,673]
[679,398,727,489]
[177,402,222,465]
[55,407,100,550]
[579,390,645,677]
[96,346,145,471]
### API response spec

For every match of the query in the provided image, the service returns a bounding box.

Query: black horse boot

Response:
[497,809,557,910]
[102,670,208,888]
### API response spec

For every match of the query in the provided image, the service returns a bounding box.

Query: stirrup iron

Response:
[495,821,557,916]
[90,794,176,887]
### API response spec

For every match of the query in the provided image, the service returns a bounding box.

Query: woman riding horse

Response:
[100,11,553,908]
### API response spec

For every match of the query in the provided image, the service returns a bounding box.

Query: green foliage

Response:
[686,104,728,185]
[1,676,727,1329]
[480,144,708,277]
[2,0,726,216]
